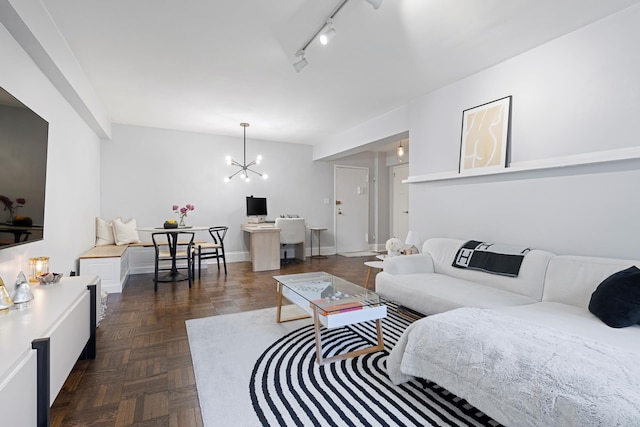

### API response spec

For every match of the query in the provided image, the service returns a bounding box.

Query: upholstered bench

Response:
[79,241,204,293]
[79,243,145,293]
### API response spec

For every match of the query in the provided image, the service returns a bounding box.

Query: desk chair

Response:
[152,231,195,291]
[275,218,306,264]
[193,226,228,278]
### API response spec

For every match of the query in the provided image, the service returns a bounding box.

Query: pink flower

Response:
[16,198,26,205]
[173,203,195,223]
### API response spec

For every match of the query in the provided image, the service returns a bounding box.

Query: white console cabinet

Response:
[0,275,99,427]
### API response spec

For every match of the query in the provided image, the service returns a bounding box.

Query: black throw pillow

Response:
[588,266,640,328]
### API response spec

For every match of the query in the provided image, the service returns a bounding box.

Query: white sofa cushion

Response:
[423,238,555,301]
[382,253,434,275]
[542,255,640,308]
[496,302,640,354]
[376,272,536,316]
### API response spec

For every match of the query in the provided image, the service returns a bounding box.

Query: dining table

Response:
[137,225,210,282]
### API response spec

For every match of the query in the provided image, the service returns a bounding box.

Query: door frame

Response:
[390,163,410,241]
[333,165,370,254]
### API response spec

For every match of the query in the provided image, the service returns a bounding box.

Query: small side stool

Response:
[364,260,384,290]
[309,227,328,259]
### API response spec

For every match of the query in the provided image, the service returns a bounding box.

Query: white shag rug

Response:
[186,306,310,427]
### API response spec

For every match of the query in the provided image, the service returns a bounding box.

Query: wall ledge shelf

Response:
[405,146,640,184]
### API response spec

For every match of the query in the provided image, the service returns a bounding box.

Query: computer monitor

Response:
[246,196,267,217]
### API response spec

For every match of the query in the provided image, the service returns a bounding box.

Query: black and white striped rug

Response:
[249,303,501,427]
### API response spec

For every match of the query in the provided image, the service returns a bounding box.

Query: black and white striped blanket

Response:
[452,240,531,277]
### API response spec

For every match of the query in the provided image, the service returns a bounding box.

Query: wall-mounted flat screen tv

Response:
[0,86,48,248]
[246,196,267,217]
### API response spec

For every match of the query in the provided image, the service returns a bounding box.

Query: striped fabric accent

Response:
[249,302,501,427]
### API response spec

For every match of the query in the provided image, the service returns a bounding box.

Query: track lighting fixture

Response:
[364,0,383,9]
[319,19,336,45]
[224,123,268,182]
[292,0,382,72]
[293,52,308,73]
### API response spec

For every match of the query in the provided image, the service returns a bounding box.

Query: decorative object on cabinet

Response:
[28,257,49,282]
[0,275,13,310]
[37,272,63,285]
[11,271,33,308]
[459,96,511,173]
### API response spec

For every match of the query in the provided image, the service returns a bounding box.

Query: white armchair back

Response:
[275,218,305,244]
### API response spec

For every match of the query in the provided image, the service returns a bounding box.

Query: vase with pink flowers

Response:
[173,203,195,227]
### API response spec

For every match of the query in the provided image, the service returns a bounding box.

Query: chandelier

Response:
[224,122,268,182]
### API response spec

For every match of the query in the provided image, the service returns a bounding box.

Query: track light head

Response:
[293,53,309,73]
[364,0,383,9]
[293,0,381,71]
[319,19,336,45]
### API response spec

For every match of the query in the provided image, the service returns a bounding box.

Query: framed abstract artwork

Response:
[459,96,512,173]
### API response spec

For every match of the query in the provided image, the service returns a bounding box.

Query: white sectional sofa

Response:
[379,238,640,426]
[376,237,555,315]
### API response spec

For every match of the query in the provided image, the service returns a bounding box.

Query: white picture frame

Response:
[459,96,512,173]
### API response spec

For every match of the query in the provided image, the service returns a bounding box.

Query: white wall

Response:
[0,22,101,283]
[313,106,410,161]
[408,4,640,259]
[101,124,335,258]
[315,4,640,260]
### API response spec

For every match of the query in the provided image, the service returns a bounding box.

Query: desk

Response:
[241,223,281,272]
[138,226,209,281]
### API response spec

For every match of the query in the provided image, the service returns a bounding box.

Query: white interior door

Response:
[391,164,409,241]
[335,166,369,253]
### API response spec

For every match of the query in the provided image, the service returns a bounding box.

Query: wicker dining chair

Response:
[151,231,195,291]
[193,226,228,277]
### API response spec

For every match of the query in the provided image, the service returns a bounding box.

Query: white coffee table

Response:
[274,271,387,365]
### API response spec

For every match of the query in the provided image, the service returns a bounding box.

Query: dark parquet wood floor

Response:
[50,255,379,426]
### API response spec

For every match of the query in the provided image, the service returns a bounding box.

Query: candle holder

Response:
[29,256,50,282]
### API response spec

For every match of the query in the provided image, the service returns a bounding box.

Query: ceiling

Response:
[41,0,640,145]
